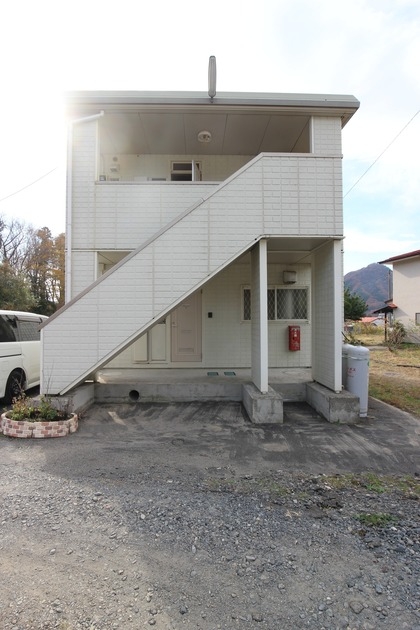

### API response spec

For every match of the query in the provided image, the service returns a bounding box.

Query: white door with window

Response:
[171,292,202,362]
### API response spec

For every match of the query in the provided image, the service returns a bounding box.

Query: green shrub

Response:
[8,395,62,422]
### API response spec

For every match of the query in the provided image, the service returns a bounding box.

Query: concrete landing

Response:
[93,367,310,408]
[62,368,360,425]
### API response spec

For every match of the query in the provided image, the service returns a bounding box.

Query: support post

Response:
[251,239,268,393]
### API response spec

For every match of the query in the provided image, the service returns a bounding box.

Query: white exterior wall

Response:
[68,122,99,298]
[392,258,420,330]
[46,110,347,394]
[311,240,343,391]
[72,251,97,297]
[71,120,343,253]
[107,260,312,369]
[312,117,342,155]
[309,119,343,390]
[73,183,217,251]
[262,156,343,235]
[44,153,340,394]
[70,130,343,297]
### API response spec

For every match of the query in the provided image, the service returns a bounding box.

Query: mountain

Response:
[344,263,392,314]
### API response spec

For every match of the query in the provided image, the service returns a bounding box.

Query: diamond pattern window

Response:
[242,287,308,321]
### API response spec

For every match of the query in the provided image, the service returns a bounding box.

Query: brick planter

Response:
[1,412,78,438]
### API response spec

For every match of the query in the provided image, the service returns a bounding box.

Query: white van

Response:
[0,310,48,403]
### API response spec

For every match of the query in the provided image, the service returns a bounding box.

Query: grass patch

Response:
[204,473,420,502]
[363,472,386,493]
[323,473,420,497]
[369,376,420,416]
[357,512,397,527]
[348,337,420,416]
[324,472,385,492]
[203,475,291,499]
[346,323,385,346]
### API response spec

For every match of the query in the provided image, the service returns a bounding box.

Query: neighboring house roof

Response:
[360,316,383,324]
[372,303,397,314]
[379,249,420,264]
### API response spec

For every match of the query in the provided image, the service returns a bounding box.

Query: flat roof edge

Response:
[65,90,360,110]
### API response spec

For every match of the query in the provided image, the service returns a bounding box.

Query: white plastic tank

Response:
[346,345,370,417]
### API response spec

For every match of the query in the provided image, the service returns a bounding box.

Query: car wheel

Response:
[5,370,25,404]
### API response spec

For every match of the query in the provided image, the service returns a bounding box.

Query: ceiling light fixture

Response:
[198,130,212,143]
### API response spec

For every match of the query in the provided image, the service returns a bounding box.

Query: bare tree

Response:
[0,216,65,314]
[0,217,33,272]
[50,232,65,308]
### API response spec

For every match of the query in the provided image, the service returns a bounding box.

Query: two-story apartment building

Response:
[41,87,360,421]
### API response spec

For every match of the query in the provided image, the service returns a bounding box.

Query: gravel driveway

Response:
[0,400,419,629]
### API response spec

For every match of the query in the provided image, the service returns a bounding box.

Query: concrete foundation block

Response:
[30,384,94,416]
[94,382,243,403]
[242,384,283,424]
[305,382,359,424]
[54,383,95,415]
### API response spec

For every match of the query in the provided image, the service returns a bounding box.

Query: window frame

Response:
[241,285,309,322]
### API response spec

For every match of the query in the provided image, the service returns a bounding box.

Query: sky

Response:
[0,0,419,274]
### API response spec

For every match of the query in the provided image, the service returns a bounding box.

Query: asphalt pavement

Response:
[4,397,417,479]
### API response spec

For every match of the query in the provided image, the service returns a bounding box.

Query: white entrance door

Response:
[171,292,202,362]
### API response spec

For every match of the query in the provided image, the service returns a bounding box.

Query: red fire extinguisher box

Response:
[288,325,300,351]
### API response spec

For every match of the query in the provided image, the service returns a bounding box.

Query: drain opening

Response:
[129,389,140,402]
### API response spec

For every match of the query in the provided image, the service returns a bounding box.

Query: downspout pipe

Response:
[65,110,104,303]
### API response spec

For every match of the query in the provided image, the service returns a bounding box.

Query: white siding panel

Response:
[71,251,97,296]
[392,258,420,330]
[312,117,342,155]
[73,184,216,250]
[311,240,343,390]
[43,153,341,394]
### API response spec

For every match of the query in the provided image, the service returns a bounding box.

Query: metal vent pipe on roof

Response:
[208,56,216,99]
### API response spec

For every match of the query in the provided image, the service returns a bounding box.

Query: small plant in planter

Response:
[8,394,68,422]
[1,394,78,438]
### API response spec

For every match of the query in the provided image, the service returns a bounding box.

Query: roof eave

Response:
[379,250,420,264]
[65,90,360,125]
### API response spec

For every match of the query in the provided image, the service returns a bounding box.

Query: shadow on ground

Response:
[3,398,418,481]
